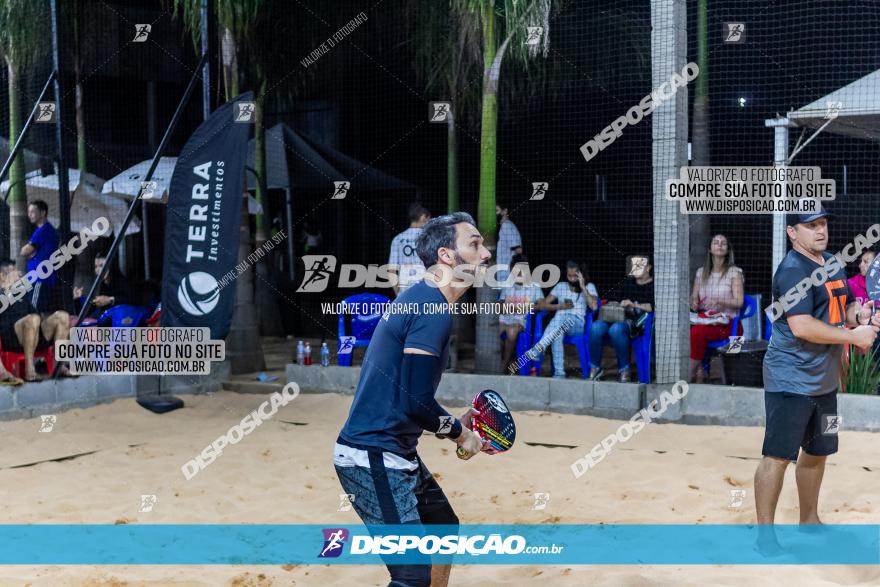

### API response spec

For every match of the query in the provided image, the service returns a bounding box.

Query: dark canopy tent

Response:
[247,123,420,279]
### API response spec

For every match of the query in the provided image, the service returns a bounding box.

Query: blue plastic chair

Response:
[499,311,535,376]
[532,310,595,379]
[85,304,154,327]
[632,312,654,384]
[701,294,758,379]
[337,293,391,366]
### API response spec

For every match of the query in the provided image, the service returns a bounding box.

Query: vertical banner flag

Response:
[160,92,253,338]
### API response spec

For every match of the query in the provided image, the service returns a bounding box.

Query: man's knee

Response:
[758,455,791,472]
[797,452,826,468]
[50,310,69,325]
[18,314,40,331]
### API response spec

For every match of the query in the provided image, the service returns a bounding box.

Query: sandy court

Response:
[0,389,878,586]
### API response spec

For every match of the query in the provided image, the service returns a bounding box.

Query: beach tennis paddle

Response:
[866,255,880,308]
[456,389,516,459]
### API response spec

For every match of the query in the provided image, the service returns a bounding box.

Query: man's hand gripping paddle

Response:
[456,389,516,460]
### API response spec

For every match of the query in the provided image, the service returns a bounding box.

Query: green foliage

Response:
[167,0,263,55]
[842,345,880,395]
[0,0,50,70]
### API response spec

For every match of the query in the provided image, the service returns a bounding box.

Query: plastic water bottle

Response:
[304,342,313,365]
[296,340,304,365]
[320,342,330,367]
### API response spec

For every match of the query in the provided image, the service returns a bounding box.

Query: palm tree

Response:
[0,0,49,265]
[404,2,481,213]
[169,0,267,373]
[65,0,87,173]
[690,0,710,275]
[452,0,552,373]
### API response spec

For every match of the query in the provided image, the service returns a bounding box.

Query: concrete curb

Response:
[0,359,231,421]
[286,364,880,432]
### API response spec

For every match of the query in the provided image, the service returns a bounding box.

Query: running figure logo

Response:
[627,255,648,278]
[532,492,550,510]
[724,23,746,43]
[337,493,356,512]
[338,335,356,355]
[319,528,349,558]
[726,336,744,354]
[39,414,56,432]
[824,101,842,121]
[530,182,548,200]
[822,414,841,436]
[525,27,543,45]
[235,102,256,123]
[429,102,451,123]
[133,24,151,42]
[36,102,56,123]
[139,180,158,200]
[139,494,157,513]
[297,255,337,292]
[728,489,746,508]
[332,181,350,200]
[437,415,454,435]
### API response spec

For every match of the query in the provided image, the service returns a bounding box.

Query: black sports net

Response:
[0,0,876,384]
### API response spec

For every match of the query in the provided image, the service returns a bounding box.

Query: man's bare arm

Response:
[787,314,876,349]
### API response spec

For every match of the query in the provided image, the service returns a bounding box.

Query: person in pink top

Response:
[689,234,744,382]
[847,250,875,305]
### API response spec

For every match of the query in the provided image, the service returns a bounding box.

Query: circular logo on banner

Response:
[178,272,220,316]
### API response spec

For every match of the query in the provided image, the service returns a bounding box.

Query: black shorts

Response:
[30,282,60,314]
[0,300,48,354]
[762,390,839,461]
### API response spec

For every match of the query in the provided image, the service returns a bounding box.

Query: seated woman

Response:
[525,260,599,379]
[847,250,875,305]
[589,255,654,383]
[498,254,544,373]
[74,254,133,321]
[688,234,744,383]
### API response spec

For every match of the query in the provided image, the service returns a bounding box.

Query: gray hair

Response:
[416,212,476,267]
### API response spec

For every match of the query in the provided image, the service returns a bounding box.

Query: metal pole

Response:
[0,72,56,201]
[200,0,214,120]
[50,0,72,309]
[285,188,294,280]
[141,199,150,279]
[765,116,794,278]
[52,53,208,378]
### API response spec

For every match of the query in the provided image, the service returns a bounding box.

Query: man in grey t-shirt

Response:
[756,208,878,553]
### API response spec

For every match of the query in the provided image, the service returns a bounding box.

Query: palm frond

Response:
[0,0,50,70]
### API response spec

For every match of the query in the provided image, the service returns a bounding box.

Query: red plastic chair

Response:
[146,303,161,326]
[0,337,55,378]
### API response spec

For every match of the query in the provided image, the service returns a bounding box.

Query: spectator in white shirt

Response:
[496,203,522,282]
[499,254,545,372]
[388,202,430,296]
[525,261,599,378]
